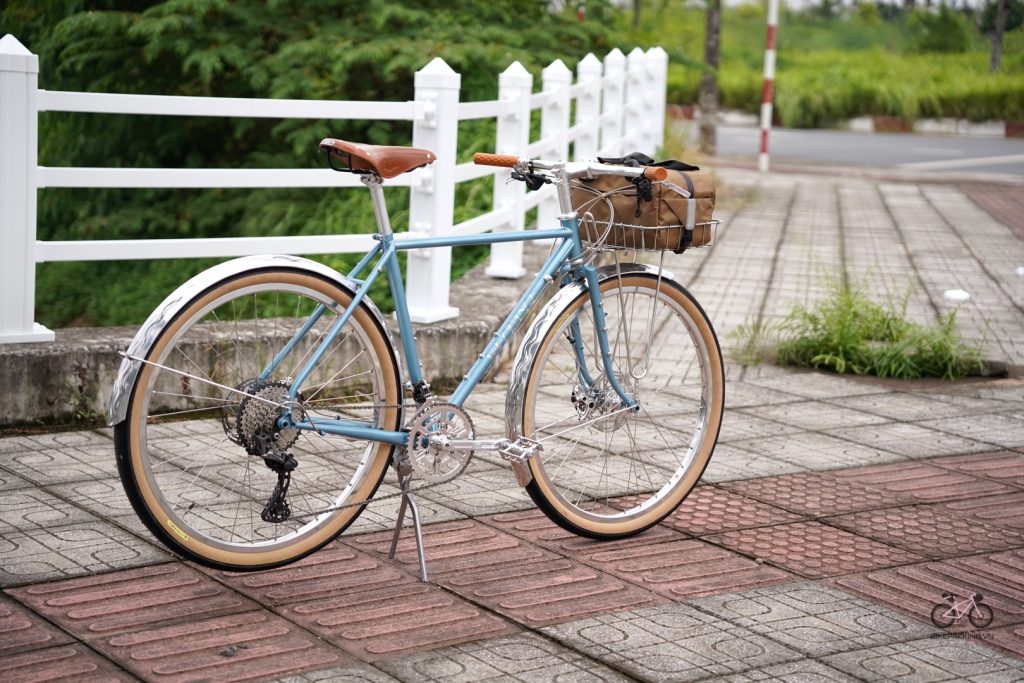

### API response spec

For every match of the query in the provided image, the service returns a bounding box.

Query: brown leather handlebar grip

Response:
[474,152,519,167]
[644,166,668,181]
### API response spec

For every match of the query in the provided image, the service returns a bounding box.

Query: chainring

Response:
[407,402,475,483]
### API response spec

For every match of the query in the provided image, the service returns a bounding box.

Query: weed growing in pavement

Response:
[727,278,985,380]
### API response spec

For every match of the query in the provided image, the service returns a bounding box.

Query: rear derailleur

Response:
[252,433,297,523]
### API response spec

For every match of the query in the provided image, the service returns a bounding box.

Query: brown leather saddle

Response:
[319,138,436,179]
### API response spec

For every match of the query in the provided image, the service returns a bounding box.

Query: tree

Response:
[699,0,721,154]
[0,0,614,327]
[991,0,1007,71]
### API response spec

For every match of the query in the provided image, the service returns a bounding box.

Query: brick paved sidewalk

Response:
[2,364,1023,682]
[2,169,1023,681]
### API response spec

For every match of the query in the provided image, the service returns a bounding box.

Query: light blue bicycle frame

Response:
[271,174,637,445]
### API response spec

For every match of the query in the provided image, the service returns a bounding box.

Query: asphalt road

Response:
[713,125,1024,176]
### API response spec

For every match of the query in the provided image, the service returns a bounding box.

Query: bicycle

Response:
[108,139,725,578]
[930,591,994,629]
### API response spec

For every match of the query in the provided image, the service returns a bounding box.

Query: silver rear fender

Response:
[107,254,400,426]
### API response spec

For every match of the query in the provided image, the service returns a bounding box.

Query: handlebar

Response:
[472,152,668,181]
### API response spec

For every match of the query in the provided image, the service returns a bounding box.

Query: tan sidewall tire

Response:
[524,274,724,537]
[124,270,400,568]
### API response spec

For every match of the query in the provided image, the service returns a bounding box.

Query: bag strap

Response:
[597,152,700,172]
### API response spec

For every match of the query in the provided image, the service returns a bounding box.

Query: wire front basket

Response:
[572,180,717,254]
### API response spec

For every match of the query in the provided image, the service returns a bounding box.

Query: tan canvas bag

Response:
[572,166,715,252]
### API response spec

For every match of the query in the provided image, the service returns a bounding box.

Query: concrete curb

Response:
[670,106,1023,139]
[710,155,1024,185]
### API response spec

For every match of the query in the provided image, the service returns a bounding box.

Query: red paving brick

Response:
[824,505,1024,559]
[962,183,1024,239]
[721,472,896,516]
[7,564,255,640]
[205,542,515,661]
[345,519,665,627]
[484,508,792,599]
[938,492,1024,532]
[96,610,345,682]
[653,486,806,535]
[0,595,72,657]
[986,623,1024,660]
[829,461,1017,504]
[931,451,1024,489]
[707,521,925,579]
[831,549,1024,630]
[286,582,513,660]
[0,644,131,682]
[200,543,408,607]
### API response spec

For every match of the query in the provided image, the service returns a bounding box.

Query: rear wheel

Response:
[116,268,401,570]
[520,273,724,538]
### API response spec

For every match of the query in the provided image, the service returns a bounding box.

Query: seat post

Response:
[361,173,393,236]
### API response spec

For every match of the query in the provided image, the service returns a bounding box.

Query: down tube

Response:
[448,238,577,407]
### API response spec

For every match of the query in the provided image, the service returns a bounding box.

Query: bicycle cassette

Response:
[407,402,475,483]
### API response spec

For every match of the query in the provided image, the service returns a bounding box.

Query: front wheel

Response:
[969,603,994,628]
[518,272,724,538]
[116,268,402,571]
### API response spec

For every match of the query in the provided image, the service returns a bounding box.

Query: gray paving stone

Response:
[418,466,535,517]
[826,423,992,459]
[829,394,981,422]
[918,413,1024,451]
[0,469,30,491]
[541,602,802,682]
[739,402,889,432]
[378,632,633,683]
[717,413,803,444]
[0,488,97,533]
[713,659,861,682]
[744,372,890,401]
[0,522,169,587]
[730,432,903,471]
[701,445,809,483]
[344,480,468,535]
[46,477,136,520]
[690,581,938,657]
[821,637,1024,682]
[724,381,806,410]
[0,435,118,485]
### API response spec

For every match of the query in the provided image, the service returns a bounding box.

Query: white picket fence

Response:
[0,34,668,343]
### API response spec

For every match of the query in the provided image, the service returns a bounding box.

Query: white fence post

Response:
[600,49,626,157]
[647,47,669,153]
[0,35,53,344]
[485,61,532,279]
[406,57,460,323]
[574,53,603,161]
[536,59,572,237]
[624,47,649,155]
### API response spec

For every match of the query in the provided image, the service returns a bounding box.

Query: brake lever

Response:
[511,168,550,192]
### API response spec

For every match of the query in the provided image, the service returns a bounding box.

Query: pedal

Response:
[498,437,542,464]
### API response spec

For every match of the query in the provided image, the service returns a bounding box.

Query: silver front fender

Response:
[107,254,400,426]
[504,262,676,460]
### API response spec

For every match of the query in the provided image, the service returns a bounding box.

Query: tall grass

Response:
[728,279,985,380]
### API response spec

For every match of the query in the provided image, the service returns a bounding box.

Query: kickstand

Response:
[389,463,429,582]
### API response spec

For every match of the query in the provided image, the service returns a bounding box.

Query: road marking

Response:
[910,147,965,156]
[901,153,1024,170]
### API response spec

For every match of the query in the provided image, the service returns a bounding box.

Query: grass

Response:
[728,278,985,380]
[636,3,1024,126]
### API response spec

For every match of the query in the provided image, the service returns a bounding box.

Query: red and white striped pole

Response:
[759,0,780,172]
